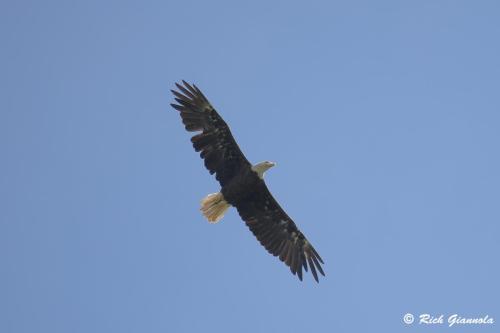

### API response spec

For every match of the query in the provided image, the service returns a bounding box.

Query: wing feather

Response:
[235,182,325,282]
[171,81,251,186]
[175,82,196,99]
[279,242,290,262]
[290,247,298,275]
[308,255,319,282]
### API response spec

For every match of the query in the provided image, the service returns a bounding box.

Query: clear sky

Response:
[1,1,499,332]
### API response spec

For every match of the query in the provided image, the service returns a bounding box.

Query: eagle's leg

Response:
[200,192,230,223]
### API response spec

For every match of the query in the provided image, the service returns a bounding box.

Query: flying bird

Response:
[170,81,325,282]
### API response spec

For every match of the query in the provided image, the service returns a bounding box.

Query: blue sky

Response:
[1,1,499,332]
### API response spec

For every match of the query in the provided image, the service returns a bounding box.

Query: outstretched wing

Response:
[235,182,325,282]
[171,81,251,186]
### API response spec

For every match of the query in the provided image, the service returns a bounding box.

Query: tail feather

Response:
[200,192,230,223]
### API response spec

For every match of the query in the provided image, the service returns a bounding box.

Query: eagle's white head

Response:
[251,161,276,179]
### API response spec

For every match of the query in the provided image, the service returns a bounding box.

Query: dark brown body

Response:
[221,168,261,207]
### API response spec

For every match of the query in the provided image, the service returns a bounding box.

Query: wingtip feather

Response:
[170,103,183,111]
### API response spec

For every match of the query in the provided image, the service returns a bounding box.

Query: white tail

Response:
[200,192,230,223]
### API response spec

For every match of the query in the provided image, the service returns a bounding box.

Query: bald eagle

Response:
[171,81,325,282]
